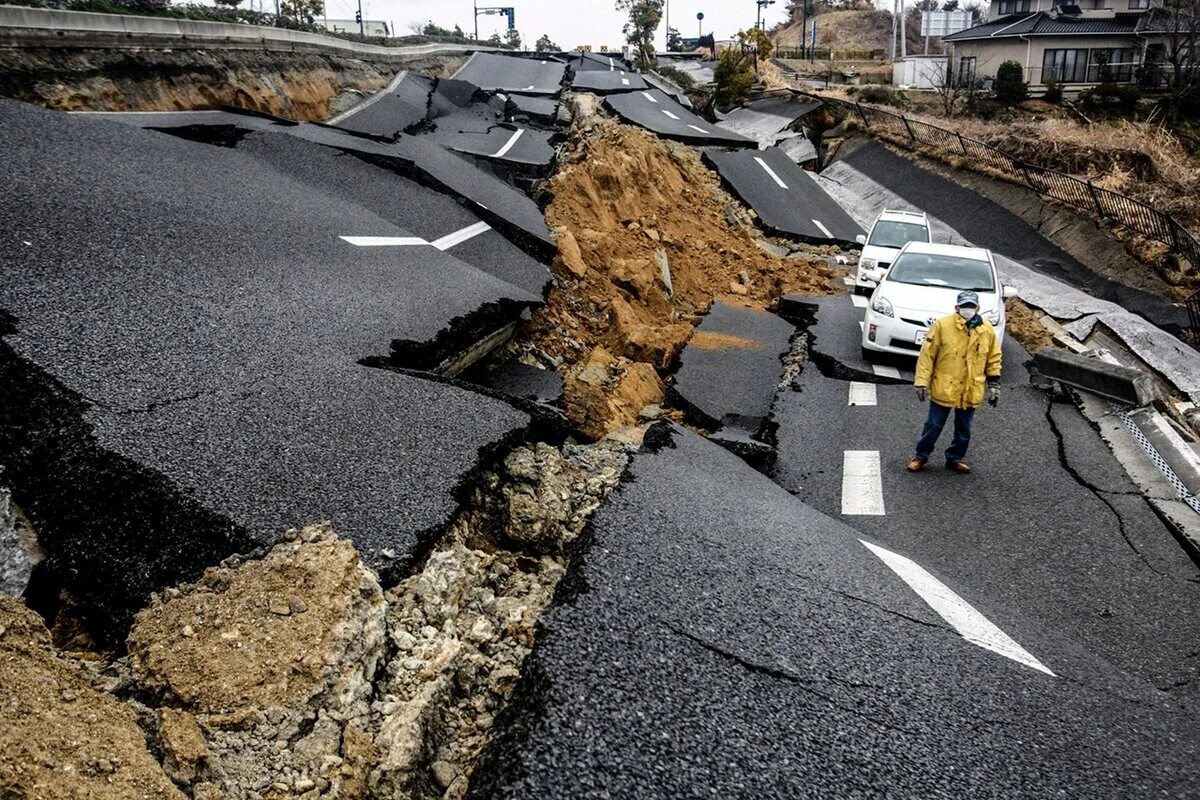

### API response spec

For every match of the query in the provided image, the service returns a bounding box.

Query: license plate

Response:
[915,330,927,345]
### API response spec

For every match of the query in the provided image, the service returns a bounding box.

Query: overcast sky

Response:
[320,1,792,49]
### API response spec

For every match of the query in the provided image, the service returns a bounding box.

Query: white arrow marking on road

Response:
[851,294,868,308]
[686,124,709,133]
[811,218,834,238]
[848,382,877,406]
[339,236,427,247]
[662,109,681,120]
[492,128,525,158]
[642,91,658,103]
[872,363,902,379]
[429,221,492,250]
[754,156,789,189]
[859,540,1056,676]
[841,450,885,516]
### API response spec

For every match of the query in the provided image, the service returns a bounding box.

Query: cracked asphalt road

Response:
[473,426,1200,798]
[772,293,1200,698]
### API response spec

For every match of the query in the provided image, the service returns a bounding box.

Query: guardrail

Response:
[0,5,497,60]
[810,91,1200,288]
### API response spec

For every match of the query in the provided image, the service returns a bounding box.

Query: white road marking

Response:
[522,84,536,90]
[662,109,681,120]
[641,91,658,102]
[811,218,834,238]
[851,294,868,308]
[496,92,509,101]
[621,78,630,85]
[848,382,877,406]
[608,57,615,71]
[843,276,857,287]
[841,450,885,516]
[859,540,1056,676]
[686,124,709,133]
[340,236,427,247]
[430,221,492,250]
[872,364,902,379]
[754,156,789,189]
[492,128,525,158]
[326,69,408,124]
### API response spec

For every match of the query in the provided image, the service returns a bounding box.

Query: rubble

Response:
[0,484,42,598]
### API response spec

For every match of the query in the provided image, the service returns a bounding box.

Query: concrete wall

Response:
[0,5,495,62]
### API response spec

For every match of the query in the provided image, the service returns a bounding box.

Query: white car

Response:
[860,242,1017,359]
[854,209,932,294]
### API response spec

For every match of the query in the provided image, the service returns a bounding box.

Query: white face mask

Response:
[958,306,977,320]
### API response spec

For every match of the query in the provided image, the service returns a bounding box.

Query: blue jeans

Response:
[915,401,975,464]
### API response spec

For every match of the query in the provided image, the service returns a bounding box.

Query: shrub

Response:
[1043,78,1063,104]
[713,49,753,107]
[1080,82,1142,114]
[858,85,894,104]
[994,60,1028,104]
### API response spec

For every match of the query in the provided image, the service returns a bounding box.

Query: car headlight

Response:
[870,295,894,318]
[859,257,877,270]
[986,308,1001,325]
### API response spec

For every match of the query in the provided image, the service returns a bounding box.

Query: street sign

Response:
[920,10,973,37]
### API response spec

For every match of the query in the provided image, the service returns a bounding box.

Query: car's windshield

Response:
[868,220,928,249]
[886,253,995,291]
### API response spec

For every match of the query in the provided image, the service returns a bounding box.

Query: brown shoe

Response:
[906,457,925,472]
[945,461,971,474]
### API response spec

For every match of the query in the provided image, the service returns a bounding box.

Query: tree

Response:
[214,0,243,8]
[616,0,664,69]
[505,28,522,49]
[666,26,682,51]
[536,33,559,51]
[453,24,465,38]
[994,59,1028,103]
[423,22,457,37]
[713,48,754,106]
[1158,0,1200,122]
[280,0,321,22]
[487,32,503,46]
[737,26,774,59]
[942,0,959,10]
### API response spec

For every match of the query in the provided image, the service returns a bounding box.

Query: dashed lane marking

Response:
[841,450,885,516]
[340,222,492,252]
[848,382,877,406]
[811,218,834,238]
[686,124,709,133]
[492,128,526,158]
[860,540,1056,676]
[851,294,868,308]
[641,91,658,103]
[662,109,681,120]
[608,58,615,71]
[429,221,492,250]
[622,78,630,85]
[872,364,902,379]
[754,156,789,189]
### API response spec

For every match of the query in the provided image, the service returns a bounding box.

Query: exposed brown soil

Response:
[510,113,841,438]
[689,331,761,350]
[1005,297,1056,354]
[0,597,185,799]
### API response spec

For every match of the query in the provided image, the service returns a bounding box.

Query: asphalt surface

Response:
[502,93,559,121]
[716,97,821,147]
[452,52,566,95]
[788,293,915,383]
[843,141,1191,331]
[668,301,795,433]
[329,70,433,138]
[770,290,1200,699]
[567,51,631,73]
[605,89,754,147]
[0,100,536,638]
[703,146,863,244]
[569,70,647,94]
[471,425,1200,798]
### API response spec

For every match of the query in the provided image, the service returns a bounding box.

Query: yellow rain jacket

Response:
[914,313,1002,409]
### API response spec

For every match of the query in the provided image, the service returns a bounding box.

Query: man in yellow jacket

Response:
[907,290,1002,474]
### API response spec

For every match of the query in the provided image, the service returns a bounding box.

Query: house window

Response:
[958,56,977,86]
[1043,48,1089,83]
[998,0,1031,13]
[1128,0,1149,9]
[1087,48,1135,81]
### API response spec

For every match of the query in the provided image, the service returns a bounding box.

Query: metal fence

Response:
[815,93,1200,286]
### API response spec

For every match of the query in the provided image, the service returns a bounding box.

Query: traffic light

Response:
[354,9,361,24]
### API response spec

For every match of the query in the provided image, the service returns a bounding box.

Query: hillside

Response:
[773,8,940,57]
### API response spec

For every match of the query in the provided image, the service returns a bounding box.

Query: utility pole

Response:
[356,0,363,35]
[697,11,703,40]
[900,0,907,59]
[665,0,669,51]
[474,0,478,40]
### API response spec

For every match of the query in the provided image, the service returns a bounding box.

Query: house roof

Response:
[944,8,1178,41]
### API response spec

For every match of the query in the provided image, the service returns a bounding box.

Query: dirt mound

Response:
[511,116,840,437]
[0,597,184,799]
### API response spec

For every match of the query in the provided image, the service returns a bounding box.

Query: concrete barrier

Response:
[1034,347,1159,407]
[0,5,496,60]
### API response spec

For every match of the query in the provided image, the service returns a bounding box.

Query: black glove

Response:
[916,386,928,402]
[987,384,1000,407]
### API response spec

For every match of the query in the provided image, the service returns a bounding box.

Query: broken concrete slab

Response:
[569,70,647,94]
[451,52,566,95]
[1034,348,1159,406]
[328,70,434,138]
[0,486,40,598]
[780,294,913,384]
[716,97,821,148]
[605,89,754,148]
[704,147,863,245]
[472,361,564,406]
[668,301,795,438]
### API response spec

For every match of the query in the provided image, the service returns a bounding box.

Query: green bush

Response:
[1080,82,1141,113]
[1042,78,1063,104]
[713,49,753,107]
[994,60,1028,104]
